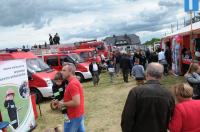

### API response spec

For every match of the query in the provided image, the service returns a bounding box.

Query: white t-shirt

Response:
[92,63,98,71]
[158,51,165,61]
[108,68,115,73]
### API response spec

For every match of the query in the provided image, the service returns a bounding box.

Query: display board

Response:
[0,59,36,131]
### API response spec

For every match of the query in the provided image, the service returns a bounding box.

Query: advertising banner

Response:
[0,59,36,131]
[172,38,181,75]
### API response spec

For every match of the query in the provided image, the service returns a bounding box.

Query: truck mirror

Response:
[28,74,33,80]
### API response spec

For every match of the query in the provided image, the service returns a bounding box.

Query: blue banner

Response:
[184,0,199,12]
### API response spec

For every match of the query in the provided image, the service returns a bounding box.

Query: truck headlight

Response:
[45,79,53,87]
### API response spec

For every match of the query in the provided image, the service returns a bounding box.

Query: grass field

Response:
[33,73,185,132]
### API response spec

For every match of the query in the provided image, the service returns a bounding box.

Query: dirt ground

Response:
[33,73,184,132]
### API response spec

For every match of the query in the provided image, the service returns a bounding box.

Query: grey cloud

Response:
[0,0,184,46]
[63,20,167,41]
[0,0,113,28]
[62,1,180,41]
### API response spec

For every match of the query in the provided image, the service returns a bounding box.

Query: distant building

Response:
[103,34,142,52]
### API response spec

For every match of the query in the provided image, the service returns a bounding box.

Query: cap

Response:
[6,89,15,95]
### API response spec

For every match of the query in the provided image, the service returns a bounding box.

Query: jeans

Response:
[109,72,114,82]
[92,71,100,86]
[122,69,129,82]
[64,116,85,132]
[115,63,120,75]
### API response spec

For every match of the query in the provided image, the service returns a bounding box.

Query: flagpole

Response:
[190,11,194,62]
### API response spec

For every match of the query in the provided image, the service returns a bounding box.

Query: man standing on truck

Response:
[57,63,85,132]
[53,33,60,45]
[49,34,54,45]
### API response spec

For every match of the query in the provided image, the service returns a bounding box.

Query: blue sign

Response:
[184,0,199,12]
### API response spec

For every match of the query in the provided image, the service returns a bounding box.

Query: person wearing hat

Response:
[89,57,101,86]
[4,89,18,129]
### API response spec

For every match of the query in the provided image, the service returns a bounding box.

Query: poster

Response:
[0,59,36,131]
[172,38,181,75]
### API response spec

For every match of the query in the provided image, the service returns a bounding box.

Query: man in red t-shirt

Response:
[57,63,85,132]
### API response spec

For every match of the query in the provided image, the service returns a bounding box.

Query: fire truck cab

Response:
[0,50,57,103]
[39,53,92,82]
[71,48,101,63]
[74,40,108,57]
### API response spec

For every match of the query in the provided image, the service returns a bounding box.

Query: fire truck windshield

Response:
[27,58,51,73]
[80,51,95,59]
[69,54,85,63]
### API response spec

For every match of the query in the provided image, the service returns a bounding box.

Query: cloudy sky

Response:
[0,0,189,48]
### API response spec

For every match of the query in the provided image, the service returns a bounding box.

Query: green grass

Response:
[161,75,185,88]
[34,73,185,132]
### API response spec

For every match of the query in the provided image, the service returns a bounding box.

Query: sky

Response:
[0,0,190,49]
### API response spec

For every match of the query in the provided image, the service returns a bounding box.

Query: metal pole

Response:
[190,11,194,61]
[171,24,173,33]
[177,20,179,30]
[184,17,186,27]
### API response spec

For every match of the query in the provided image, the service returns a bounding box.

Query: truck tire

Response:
[30,88,43,104]
[75,73,84,83]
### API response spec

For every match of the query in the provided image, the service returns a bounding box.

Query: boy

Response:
[4,89,18,129]
[51,72,66,111]
[132,58,145,85]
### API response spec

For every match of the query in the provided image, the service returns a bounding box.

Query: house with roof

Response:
[103,34,142,52]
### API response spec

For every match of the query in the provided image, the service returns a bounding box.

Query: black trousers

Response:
[163,64,168,75]
[122,69,129,82]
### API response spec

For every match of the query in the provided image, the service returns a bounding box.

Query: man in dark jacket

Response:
[145,48,150,63]
[114,52,121,76]
[121,63,175,132]
[132,50,141,65]
[53,33,60,45]
[165,46,172,70]
[89,57,101,86]
[149,51,158,63]
[49,34,53,45]
[120,53,132,83]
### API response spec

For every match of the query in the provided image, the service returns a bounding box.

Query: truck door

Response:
[60,56,75,66]
[46,56,60,71]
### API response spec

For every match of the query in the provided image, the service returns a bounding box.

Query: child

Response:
[108,60,115,83]
[132,58,145,85]
[50,72,66,111]
[4,89,18,129]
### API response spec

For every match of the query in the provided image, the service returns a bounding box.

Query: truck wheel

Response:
[76,73,84,82]
[30,89,43,104]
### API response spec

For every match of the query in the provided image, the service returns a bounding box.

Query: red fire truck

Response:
[39,53,92,82]
[71,48,101,63]
[0,49,57,103]
[74,40,108,57]
[48,45,102,63]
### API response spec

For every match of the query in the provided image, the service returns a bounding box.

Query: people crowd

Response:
[47,46,200,132]
[49,33,60,45]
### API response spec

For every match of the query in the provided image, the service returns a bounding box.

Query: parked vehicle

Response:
[71,48,101,63]
[39,53,92,82]
[74,40,108,57]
